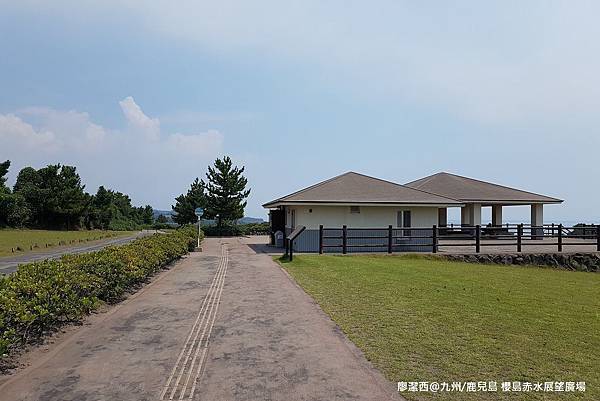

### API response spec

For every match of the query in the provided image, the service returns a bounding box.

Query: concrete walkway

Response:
[0,237,400,401]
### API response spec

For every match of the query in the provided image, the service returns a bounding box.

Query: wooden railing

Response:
[285,225,306,261]
[318,224,600,254]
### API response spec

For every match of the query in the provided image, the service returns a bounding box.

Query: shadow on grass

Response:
[276,253,447,266]
[277,255,291,264]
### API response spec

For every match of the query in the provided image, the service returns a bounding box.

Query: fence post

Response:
[285,238,289,258]
[517,224,522,252]
[388,225,393,254]
[596,225,600,252]
[289,238,293,261]
[342,225,347,254]
[432,224,438,253]
[319,225,324,254]
[475,224,481,253]
[558,224,563,252]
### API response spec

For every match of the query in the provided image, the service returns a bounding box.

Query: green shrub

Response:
[0,225,199,359]
[202,223,243,237]
[240,222,270,235]
[202,222,270,237]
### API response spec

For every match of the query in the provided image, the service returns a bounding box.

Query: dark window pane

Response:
[403,210,412,236]
[403,211,412,227]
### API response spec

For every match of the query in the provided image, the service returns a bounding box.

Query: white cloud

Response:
[119,96,160,140]
[165,130,223,156]
[0,97,224,208]
[8,2,600,127]
[114,1,600,127]
[0,114,56,150]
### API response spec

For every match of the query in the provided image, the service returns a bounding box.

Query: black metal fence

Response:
[318,224,600,254]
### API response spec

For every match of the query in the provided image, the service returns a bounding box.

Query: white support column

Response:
[531,204,544,239]
[492,205,503,226]
[438,208,448,227]
[469,203,482,226]
[461,204,472,226]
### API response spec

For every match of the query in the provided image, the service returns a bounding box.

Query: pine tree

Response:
[201,156,250,227]
[172,178,205,225]
[0,160,12,226]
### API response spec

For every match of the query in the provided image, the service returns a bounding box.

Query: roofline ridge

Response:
[405,171,444,188]
[262,171,354,206]
[321,171,462,203]
[440,172,563,202]
[263,171,462,207]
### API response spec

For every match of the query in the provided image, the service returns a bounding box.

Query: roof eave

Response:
[263,200,463,208]
[457,199,564,205]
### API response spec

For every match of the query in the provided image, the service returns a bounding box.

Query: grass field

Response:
[0,229,136,257]
[279,254,599,400]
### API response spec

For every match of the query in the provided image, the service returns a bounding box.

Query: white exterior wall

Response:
[285,205,439,229]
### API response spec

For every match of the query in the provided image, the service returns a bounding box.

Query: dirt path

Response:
[0,237,401,401]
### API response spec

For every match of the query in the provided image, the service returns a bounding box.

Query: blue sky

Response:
[1,1,599,222]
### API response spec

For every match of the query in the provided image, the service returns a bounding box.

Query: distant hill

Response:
[152,209,174,222]
[203,217,265,225]
[238,217,265,224]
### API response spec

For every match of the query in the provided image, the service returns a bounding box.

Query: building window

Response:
[350,206,361,214]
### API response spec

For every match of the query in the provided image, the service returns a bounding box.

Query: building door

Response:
[291,209,296,229]
[269,209,285,244]
[397,210,412,236]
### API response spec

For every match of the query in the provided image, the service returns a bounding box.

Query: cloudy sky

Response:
[1,1,599,222]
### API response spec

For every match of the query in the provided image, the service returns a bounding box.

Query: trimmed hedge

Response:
[0,225,200,359]
[202,222,270,237]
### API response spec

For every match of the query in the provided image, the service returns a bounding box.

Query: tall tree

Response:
[3,162,154,230]
[13,164,87,229]
[201,156,250,227]
[0,160,12,226]
[172,178,205,225]
[13,166,43,226]
[142,205,154,225]
[0,160,10,192]
[89,186,114,229]
[55,165,88,230]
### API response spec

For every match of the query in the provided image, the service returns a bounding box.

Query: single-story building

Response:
[405,172,563,238]
[263,171,562,252]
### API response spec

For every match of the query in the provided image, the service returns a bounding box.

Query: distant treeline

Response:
[0,160,153,230]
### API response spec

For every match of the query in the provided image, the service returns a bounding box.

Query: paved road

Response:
[0,231,154,274]
[0,237,401,401]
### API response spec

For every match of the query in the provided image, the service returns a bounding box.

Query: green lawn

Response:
[0,229,136,257]
[279,254,599,400]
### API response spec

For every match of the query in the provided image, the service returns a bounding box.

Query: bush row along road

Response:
[0,236,401,401]
[0,231,156,274]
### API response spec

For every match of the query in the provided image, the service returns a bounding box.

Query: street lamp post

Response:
[216,214,220,237]
[194,207,204,249]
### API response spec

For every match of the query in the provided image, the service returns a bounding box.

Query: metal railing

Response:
[317,224,600,254]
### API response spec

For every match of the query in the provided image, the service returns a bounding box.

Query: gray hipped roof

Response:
[405,172,563,205]
[263,172,462,208]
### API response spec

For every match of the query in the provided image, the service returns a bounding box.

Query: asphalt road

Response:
[0,231,154,274]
